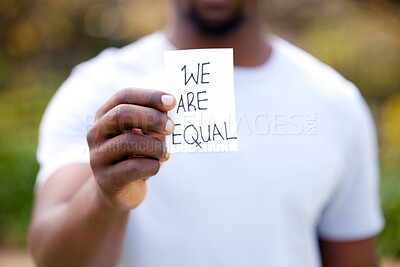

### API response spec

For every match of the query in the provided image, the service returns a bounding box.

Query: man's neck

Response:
[165,8,271,67]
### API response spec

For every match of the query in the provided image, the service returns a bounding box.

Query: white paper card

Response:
[164,48,238,153]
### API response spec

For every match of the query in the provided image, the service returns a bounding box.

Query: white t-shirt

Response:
[37,32,383,267]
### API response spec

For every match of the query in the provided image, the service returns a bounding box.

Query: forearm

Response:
[319,238,377,267]
[29,177,129,267]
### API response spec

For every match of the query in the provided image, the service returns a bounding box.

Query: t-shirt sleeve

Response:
[317,86,384,241]
[36,69,92,190]
[35,56,118,191]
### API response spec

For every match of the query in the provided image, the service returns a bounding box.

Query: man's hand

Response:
[87,88,176,211]
[29,89,176,267]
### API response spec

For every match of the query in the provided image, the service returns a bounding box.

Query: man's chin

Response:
[188,5,244,36]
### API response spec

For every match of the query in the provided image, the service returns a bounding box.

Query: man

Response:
[28,0,383,266]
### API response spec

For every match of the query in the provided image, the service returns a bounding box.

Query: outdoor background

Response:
[0,0,399,265]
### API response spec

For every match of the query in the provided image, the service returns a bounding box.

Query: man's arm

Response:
[28,89,176,267]
[319,237,378,267]
[29,164,130,267]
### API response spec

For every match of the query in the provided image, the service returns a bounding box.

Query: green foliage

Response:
[297,8,400,100]
[0,72,60,246]
[0,146,37,245]
[378,165,400,257]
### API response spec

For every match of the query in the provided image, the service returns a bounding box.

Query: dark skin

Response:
[28,0,378,266]
[29,89,176,266]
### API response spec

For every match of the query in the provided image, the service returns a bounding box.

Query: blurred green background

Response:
[0,0,399,259]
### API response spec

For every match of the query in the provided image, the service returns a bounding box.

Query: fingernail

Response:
[164,152,170,161]
[165,119,174,132]
[160,150,170,162]
[161,95,174,106]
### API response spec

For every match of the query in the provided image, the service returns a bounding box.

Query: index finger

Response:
[95,88,176,121]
